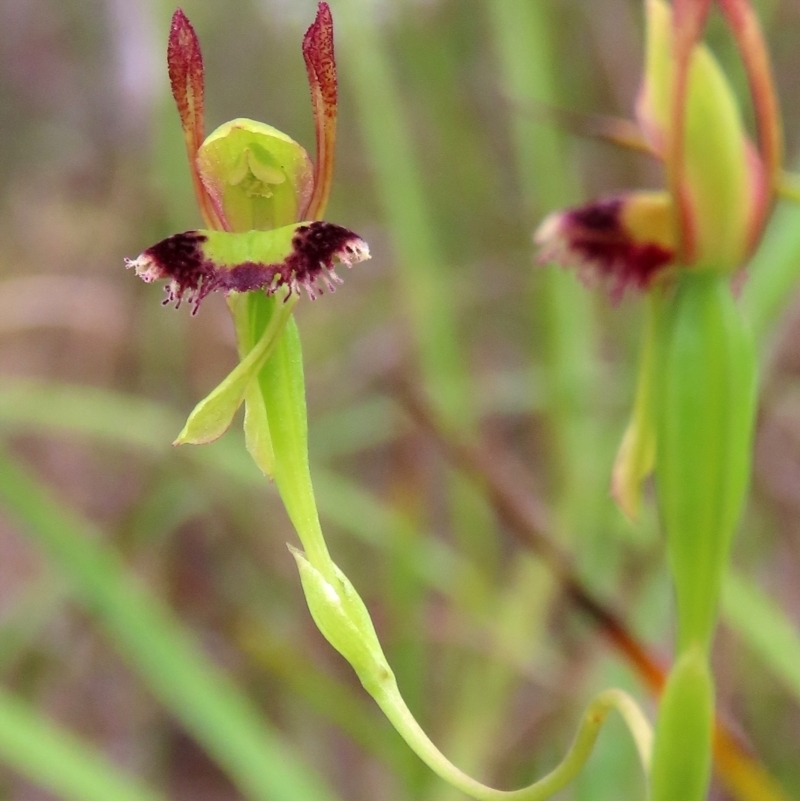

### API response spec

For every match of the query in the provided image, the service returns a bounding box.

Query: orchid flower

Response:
[127,4,369,311]
[124,5,371,485]
[536,0,781,520]
[536,0,780,298]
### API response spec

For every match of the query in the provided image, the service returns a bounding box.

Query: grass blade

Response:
[722,570,800,701]
[0,445,340,801]
[0,686,166,801]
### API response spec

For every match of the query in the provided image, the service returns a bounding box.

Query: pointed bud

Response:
[535,191,675,298]
[291,548,393,693]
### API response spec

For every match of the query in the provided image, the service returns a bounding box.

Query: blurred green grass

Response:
[0,1,798,799]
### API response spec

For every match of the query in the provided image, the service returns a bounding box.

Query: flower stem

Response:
[370,677,652,801]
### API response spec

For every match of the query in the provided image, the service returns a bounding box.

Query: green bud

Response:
[290,548,393,694]
[650,647,714,801]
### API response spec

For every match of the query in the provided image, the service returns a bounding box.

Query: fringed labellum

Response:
[126,222,370,313]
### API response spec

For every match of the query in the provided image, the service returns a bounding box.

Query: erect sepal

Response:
[664,0,713,263]
[167,10,224,230]
[196,119,314,232]
[535,191,675,299]
[636,0,675,155]
[718,0,781,254]
[125,221,370,313]
[302,2,337,221]
[291,547,393,694]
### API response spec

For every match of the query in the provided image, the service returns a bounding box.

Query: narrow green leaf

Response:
[257,316,333,576]
[0,446,340,801]
[655,273,756,651]
[242,380,275,476]
[175,294,296,446]
[650,648,714,801]
[742,203,800,345]
[0,686,166,801]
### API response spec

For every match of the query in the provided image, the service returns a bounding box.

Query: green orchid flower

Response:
[127,4,369,313]
[124,10,660,801]
[125,3,370,468]
[536,0,781,524]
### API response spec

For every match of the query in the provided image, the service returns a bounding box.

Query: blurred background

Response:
[0,0,798,799]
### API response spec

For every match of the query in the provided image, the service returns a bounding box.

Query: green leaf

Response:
[258,314,333,575]
[0,686,166,801]
[175,293,296,446]
[242,380,275,477]
[655,273,756,652]
[612,294,658,519]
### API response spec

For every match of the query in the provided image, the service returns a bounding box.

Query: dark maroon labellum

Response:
[125,221,369,314]
[537,197,674,300]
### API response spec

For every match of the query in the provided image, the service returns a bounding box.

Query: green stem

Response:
[258,315,334,579]
[372,678,652,801]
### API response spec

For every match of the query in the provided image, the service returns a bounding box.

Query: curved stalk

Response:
[371,678,652,801]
